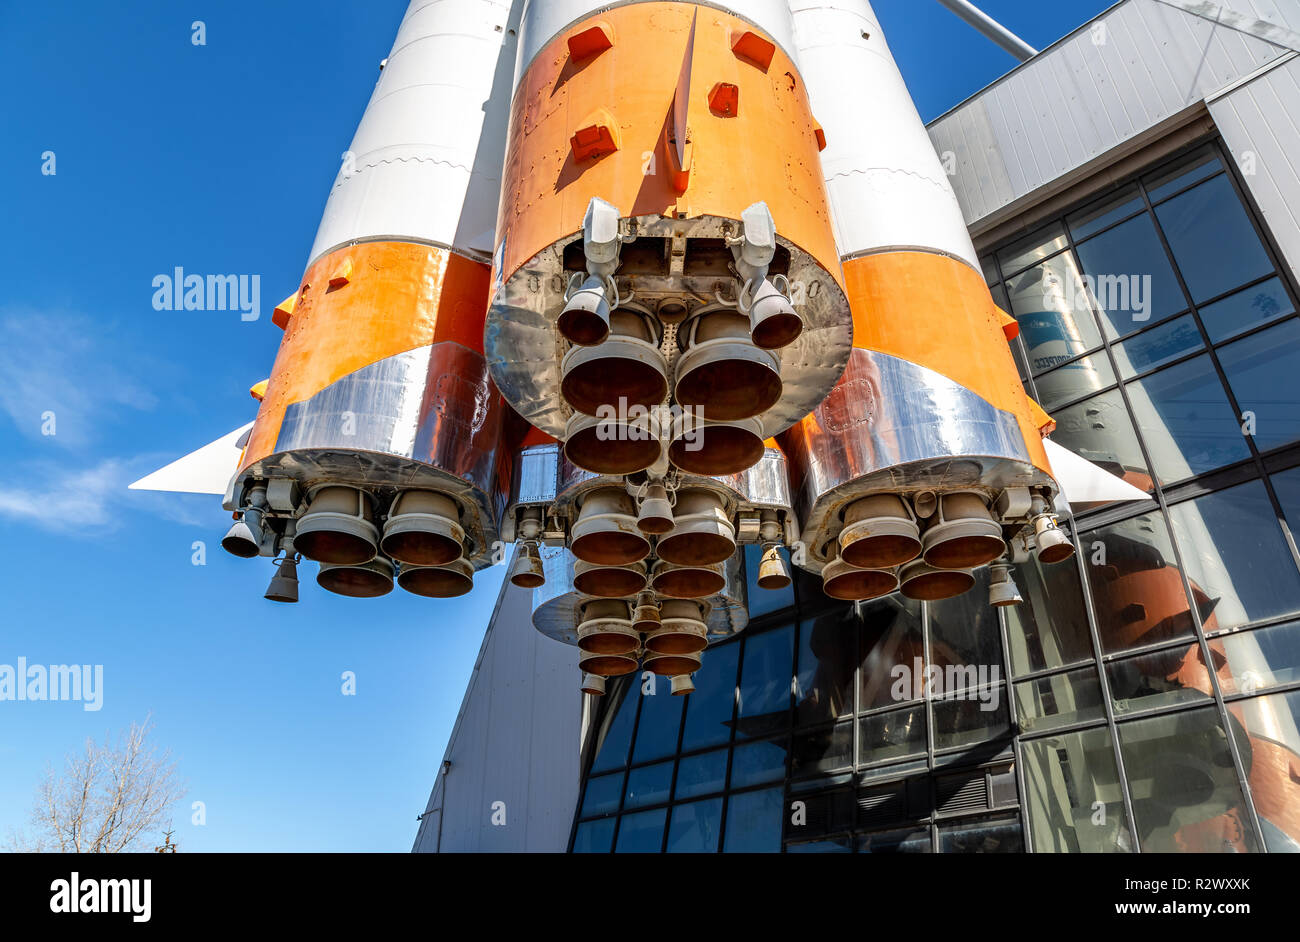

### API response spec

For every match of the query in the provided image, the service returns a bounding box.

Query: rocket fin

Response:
[1043,437,1149,507]
[128,422,254,495]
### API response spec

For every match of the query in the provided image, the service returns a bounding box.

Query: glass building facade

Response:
[570,140,1300,853]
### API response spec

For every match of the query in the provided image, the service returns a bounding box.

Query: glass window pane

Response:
[572,818,615,853]
[615,808,667,853]
[1075,213,1186,337]
[1155,174,1273,303]
[1200,277,1294,343]
[624,760,674,809]
[1168,481,1300,632]
[860,597,925,709]
[632,675,684,764]
[787,837,854,853]
[1034,353,1116,410]
[791,721,853,778]
[1227,689,1300,852]
[1117,707,1260,852]
[1084,511,1194,655]
[591,684,639,773]
[1050,390,1156,495]
[997,222,1069,276]
[1007,255,1105,374]
[673,748,728,800]
[1114,315,1203,379]
[1125,354,1249,483]
[932,692,1011,751]
[666,798,723,853]
[981,254,1001,285]
[1014,667,1106,731]
[1068,185,1145,241]
[1022,728,1134,852]
[581,772,624,817]
[730,737,787,788]
[1145,148,1222,202]
[1274,464,1300,531]
[795,610,856,727]
[927,568,1004,691]
[859,705,926,765]
[680,641,738,752]
[722,787,784,852]
[1006,552,1097,676]
[858,827,931,853]
[1218,320,1300,453]
[1217,621,1300,695]
[736,625,794,738]
[745,543,794,618]
[936,814,1024,853]
[1107,646,1216,714]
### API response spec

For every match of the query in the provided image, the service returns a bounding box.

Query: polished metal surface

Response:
[782,347,1054,570]
[237,342,505,569]
[531,545,748,647]
[485,213,852,442]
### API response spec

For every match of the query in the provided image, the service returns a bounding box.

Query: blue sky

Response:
[0,0,1113,852]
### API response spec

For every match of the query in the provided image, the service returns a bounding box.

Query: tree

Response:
[6,716,186,853]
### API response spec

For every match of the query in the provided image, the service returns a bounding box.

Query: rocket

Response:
[134,0,1145,695]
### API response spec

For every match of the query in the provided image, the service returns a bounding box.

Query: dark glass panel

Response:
[680,641,738,752]
[1117,707,1261,852]
[729,737,787,788]
[722,787,784,853]
[997,222,1069,276]
[1114,315,1202,379]
[572,818,615,854]
[787,837,854,853]
[1068,184,1145,241]
[927,568,1004,693]
[736,624,794,738]
[936,814,1024,853]
[1106,648,1215,714]
[1034,353,1116,410]
[795,609,856,727]
[859,705,926,765]
[614,808,667,853]
[1217,620,1300,695]
[932,692,1011,751]
[1125,354,1249,483]
[791,721,853,779]
[624,760,673,810]
[1005,552,1097,676]
[590,682,639,773]
[631,674,684,764]
[1155,174,1273,303]
[1013,667,1106,731]
[665,798,723,853]
[1200,278,1294,343]
[1144,148,1222,202]
[1074,213,1185,337]
[1021,728,1134,852]
[673,748,728,800]
[1218,320,1300,453]
[857,827,931,853]
[580,772,624,817]
[860,596,925,709]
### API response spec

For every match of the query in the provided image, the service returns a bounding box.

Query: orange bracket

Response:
[328,257,353,289]
[272,292,297,330]
[1028,398,1056,437]
[708,82,739,117]
[567,22,614,61]
[249,379,269,402]
[731,30,775,70]
[571,113,620,163]
[813,119,827,151]
[995,304,1019,341]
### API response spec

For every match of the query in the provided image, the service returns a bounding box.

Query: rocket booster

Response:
[135,0,1144,696]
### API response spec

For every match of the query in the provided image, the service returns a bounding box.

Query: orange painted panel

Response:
[497,2,840,287]
[241,242,490,469]
[844,251,1050,475]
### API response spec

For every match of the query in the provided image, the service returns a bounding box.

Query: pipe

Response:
[934,0,1038,61]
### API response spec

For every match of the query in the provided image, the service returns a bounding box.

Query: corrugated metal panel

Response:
[928,0,1293,231]
[1209,52,1300,283]
[411,575,581,852]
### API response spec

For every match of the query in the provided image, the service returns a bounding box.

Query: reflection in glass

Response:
[1006,552,1097,675]
[1272,465,1300,530]
[932,693,1011,751]
[1117,707,1260,852]
[591,681,639,773]
[1084,512,1195,655]
[791,721,853,778]
[1074,213,1184,337]
[1125,354,1249,482]
[745,543,794,618]
[936,815,1024,852]
[1218,320,1300,453]
[1035,353,1116,410]
[1145,148,1222,202]
[730,737,787,788]
[624,761,673,809]
[997,222,1069,276]
[572,818,615,853]
[795,610,856,727]
[858,827,931,853]
[859,705,926,764]
[1200,278,1294,343]
[581,772,623,817]
[1114,315,1202,379]
[1022,728,1133,852]
[1219,621,1300,695]
[788,837,854,852]
[1014,667,1105,731]
[1051,390,1156,497]
[1227,689,1300,852]
[615,808,667,852]
[1166,481,1300,632]
[928,568,1003,687]
[1107,649,1214,714]
[673,749,728,800]
[1007,255,1105,375]
[1156,174,1273,304]
[860,597,925,709]
[666,798,723,853]
[632,675,684,764]
[722,786,784,852]
[680,641,738,752]
[736,625,794,739]
[1068,184,1145,241]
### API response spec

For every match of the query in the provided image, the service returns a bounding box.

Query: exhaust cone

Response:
[570,488,650,566]
[380,490,464,567]
[674,310,782,420]
[899,559,975,601]
[840,495,921,569]
[668,415,765,477]
[577,600,639,655]
[573,559,647,598]
[652,560,727,599]
[222,519,260,558]
[989,562,1023,607]
[643,650,702,677]
[748,278,803,350]
[671,674,696,696]
[296,486,379,565]
[264,555,300,603]
[632,592,661,633]
[822,556,898,601]
[636,482,674,535]
[560,310,666,416]
[655,490,735,566]
[581,672,608,696]
[1034,514,1076,564]
[644,600,709,655]
[578,648,639,678]
[757,544,792,591]
[508,543,546,589]
[556,274,611,347]
[564,411,662,476]
[317,556,395,598]
[921,492,1005,570]
[398,557,474,598]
